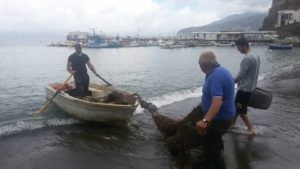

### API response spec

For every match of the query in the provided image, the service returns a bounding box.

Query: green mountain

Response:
[177,12,267,36]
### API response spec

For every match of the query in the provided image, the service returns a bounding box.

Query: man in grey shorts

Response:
[234,38,260,135]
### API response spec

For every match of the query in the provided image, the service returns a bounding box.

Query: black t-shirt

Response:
[68,53,90,75]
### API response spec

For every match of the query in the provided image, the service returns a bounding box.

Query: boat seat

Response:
[89,87,111,99]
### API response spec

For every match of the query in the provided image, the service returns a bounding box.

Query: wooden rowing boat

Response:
[45,82,139,126]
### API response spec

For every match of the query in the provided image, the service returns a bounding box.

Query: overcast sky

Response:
[0,0,272,37]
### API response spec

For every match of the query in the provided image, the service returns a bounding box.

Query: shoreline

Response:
[223,66,300,169]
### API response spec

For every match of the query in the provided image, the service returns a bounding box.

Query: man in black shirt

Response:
[67,43,99,97]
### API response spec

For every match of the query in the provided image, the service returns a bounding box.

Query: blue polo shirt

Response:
[201,64,235,120]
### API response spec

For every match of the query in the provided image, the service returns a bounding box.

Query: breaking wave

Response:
[135,87,201,114]
[0,118,81,137]
[148,87,202,107]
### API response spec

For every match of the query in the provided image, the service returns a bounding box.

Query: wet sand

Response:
[0,123,173,169]
[223,69,300,169]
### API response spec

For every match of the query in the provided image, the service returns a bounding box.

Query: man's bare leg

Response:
[240,114,255,135]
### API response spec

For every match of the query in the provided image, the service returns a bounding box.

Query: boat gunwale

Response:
[46,83,139,109]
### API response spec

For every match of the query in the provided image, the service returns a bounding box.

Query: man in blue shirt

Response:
[196,51,235,155]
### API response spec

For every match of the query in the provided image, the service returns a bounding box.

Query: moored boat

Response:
[214,41,235,47]
[45,83,139,126]
[269,44,293,50]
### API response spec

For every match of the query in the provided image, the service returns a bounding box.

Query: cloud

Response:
[0,0,272,36]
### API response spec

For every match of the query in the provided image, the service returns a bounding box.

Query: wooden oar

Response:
[96,74,112,86]
[34,74,73,115]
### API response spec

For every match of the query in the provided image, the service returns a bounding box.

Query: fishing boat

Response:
[214,41,235,47]
[269,44,293,50]
[84,34,119,48]
[45,82,139,126]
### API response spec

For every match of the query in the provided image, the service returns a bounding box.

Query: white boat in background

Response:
[160,42,185,49]
[214,41,235,47]
[45,83,139,126]
[120,40,141,47]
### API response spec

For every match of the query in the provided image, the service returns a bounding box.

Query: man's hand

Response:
[70,71,76,75]
[196,120,208,135]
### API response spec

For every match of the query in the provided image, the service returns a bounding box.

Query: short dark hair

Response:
[235,37,249,47]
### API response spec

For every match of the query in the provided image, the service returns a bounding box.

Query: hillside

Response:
[177,12,267,36]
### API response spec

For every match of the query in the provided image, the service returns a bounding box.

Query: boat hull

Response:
[269,44,293,50]
[46,83,139,125]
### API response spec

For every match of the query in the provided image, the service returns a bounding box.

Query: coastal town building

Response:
[191,31,277,41]
[66,31,89,42]
[262,0,300,36]
[275,9,300,28]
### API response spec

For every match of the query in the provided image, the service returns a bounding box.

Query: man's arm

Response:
[196,96,223,135]
[67,61,76,75]
[235,58,249,83]
[86,61,98,76]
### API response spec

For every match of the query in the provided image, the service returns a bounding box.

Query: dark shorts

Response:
[235,90,252,115]
[74,74,90,97]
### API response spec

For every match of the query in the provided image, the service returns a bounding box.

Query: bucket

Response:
[248,88,273,110]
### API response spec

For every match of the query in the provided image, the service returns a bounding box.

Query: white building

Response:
[192,32,218,40]
[67,31,89,41]
[275,9,300,28]
[192,31,276,41]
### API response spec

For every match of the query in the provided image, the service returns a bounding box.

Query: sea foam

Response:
[135,87,202,114]
[0,118,80,137]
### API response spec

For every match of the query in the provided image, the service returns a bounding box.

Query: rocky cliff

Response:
[261,0,300,36]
